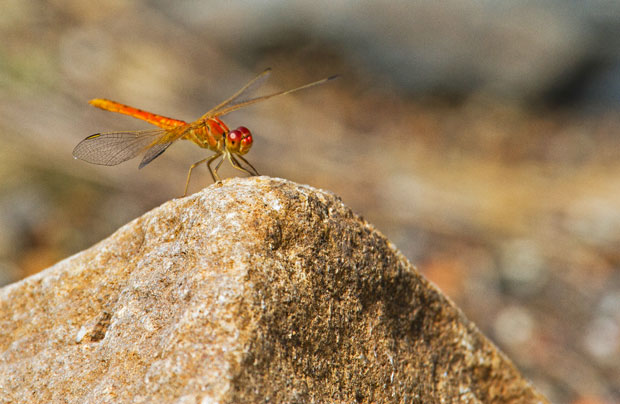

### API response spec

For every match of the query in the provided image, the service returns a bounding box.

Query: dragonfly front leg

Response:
[235,154,260,176]
[229,154,259,177]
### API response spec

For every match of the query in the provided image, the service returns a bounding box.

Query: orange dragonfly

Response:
[73,68,337,196]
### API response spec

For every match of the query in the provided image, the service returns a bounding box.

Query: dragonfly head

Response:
[226,126,253,155]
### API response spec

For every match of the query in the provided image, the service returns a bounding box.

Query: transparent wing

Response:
[210,75,339,118]
[73,129,170,166]
[139,140,173,169]
[200,68,272,120]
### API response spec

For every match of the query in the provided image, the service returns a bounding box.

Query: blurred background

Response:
[1,0,619,402]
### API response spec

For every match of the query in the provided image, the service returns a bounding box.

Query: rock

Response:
[0,177,548,403]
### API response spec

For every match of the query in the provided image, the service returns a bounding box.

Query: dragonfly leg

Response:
[185,157,208,197]
[208,153,225,184]
[229,154,257,177]
[233,154,260,176]
[185,153,221,196]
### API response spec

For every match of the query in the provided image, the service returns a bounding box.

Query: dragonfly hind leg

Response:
[209,153,226,185]
[184,152,222,196]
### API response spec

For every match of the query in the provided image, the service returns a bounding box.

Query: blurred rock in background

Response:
[0,1,619,403]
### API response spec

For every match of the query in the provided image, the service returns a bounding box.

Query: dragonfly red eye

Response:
[227,126,253,155]
[227,129,242,143]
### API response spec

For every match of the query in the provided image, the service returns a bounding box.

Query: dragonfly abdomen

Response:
[88,99,187,129]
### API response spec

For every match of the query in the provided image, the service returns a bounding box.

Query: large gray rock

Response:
[0,177,548,403]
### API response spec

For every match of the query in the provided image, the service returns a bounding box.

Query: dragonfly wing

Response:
[73,129,168,166]
[138,140,173,169]
[200,68,272,119]
[211,75,339,117]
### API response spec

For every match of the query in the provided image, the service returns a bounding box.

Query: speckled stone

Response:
[0,177,548,403]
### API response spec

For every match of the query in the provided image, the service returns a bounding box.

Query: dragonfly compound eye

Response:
[227,126,252,155]
[226,129,243,153]
[237,126,253,155]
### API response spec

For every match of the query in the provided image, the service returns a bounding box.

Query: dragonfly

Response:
[73,68,337,196]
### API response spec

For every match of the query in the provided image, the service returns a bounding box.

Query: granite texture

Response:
[0,177,548,403]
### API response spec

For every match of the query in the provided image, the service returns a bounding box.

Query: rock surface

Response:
[0,177,548,403]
